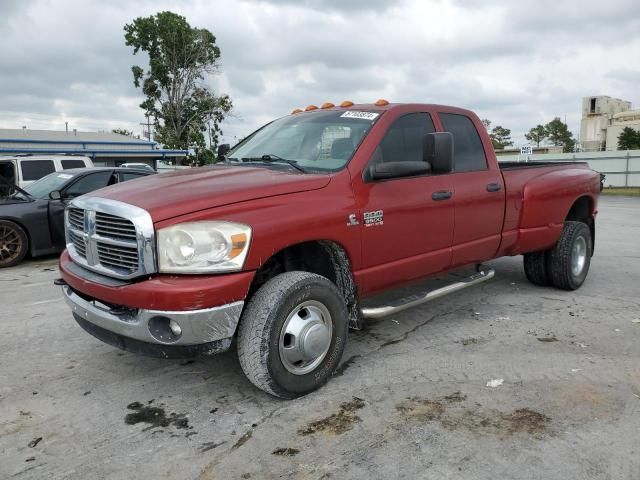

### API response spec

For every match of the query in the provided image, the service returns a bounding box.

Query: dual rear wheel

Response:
[523,221,592,290]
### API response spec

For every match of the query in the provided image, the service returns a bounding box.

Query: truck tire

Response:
[237,271,348,399]
[548,221,592,291]
[523,251,551,286]
[0,220,28,268]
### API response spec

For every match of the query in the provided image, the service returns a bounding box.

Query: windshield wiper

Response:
[240,154,306,173]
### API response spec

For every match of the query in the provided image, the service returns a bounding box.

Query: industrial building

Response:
[0,128,188,168]
[580,96,640,151]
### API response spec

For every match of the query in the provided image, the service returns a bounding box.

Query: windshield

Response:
[227,110,380,172]
[24,171,77,199]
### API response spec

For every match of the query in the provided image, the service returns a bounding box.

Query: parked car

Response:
[0,155,93,188]
[0,167,154,267]
[120,162,155,172]
[57,101,602,398]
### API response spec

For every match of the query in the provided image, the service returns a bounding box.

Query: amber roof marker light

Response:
[305,105,319,111]
[375,99,390,106]
[339,100,354,107]
[321,102,335,109]
[291,108,303,114]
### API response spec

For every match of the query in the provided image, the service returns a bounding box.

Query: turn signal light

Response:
[321,102,335,109]
[291,108,303,114]
[375,99,389,106]
[305,105,318,111]
[340,100,354,107]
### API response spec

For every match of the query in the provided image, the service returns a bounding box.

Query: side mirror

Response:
[49,190,61,200]
[423,132,454,174]
[369,161,431,180]
[217,143,231,159]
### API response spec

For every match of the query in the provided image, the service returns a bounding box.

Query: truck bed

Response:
[499,160,589,170]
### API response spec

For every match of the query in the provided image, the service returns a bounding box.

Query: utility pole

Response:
[139,115,152,141]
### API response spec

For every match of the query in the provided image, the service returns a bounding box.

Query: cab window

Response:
[439,113,487,172]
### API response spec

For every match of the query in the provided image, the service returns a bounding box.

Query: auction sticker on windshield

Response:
[340,111,380,120]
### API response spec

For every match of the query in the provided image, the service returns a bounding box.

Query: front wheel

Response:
[0,220,28,268]
[548,221,592,290]
[237,271,348,398]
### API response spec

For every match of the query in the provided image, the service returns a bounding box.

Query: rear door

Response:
[438,112,505,267]
[357,112,454,294]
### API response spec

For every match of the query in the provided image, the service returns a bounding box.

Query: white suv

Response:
[0,155,94,188]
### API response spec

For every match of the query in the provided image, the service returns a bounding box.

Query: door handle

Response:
[432,190,453,201]
[486,183,502,192]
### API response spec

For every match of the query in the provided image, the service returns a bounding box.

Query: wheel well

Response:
[565,196,595,255]
[566,196,592,222]
[249,241,362,329]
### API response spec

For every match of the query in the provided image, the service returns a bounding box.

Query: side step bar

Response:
[360,268,495,319]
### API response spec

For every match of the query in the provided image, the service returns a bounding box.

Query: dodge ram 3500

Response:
[58,101,601,398]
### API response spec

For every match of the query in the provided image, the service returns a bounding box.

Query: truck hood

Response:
[87,165,331,222]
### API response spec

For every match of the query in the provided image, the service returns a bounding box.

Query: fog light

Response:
[148,316,182,343]
[169,319,182,336]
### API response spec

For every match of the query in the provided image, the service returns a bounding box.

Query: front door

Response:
[356,113,455,295]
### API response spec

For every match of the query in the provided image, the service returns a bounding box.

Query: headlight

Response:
[157,221,251,273]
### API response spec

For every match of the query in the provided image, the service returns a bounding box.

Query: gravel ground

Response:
[1,196,639,480]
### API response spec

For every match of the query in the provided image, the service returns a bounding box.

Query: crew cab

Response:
[57,101,601,398]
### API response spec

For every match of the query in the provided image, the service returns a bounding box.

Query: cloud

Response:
[0,0,639,145]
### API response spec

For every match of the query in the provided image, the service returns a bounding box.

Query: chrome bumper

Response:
[62,285,243,346]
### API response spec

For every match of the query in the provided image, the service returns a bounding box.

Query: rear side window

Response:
[20,160,55,181]
[440,113,487,172]
[119,172,145,182]
[65,171,114,198]
[61,159,86,169]
[378,113,435,163]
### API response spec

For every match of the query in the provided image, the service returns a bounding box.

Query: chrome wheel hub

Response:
[279,300,333,375]
[571,236,587,276]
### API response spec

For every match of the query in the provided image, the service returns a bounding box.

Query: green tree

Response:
[617,127,640,150]
[545,117,575,153]
[124,11,233,151]
[490,125,513,149]
[525,125,547,147]
[481,118,492,131]
[112,128,133,136]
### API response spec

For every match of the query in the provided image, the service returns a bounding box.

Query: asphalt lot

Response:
[1,196,639,480]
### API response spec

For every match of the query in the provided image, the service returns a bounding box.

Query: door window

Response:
[20,160,55,181]
[439,113,487,172]
[64,171,114,198]
[378,113,435,164]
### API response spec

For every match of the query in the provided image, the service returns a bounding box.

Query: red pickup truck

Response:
[58,101,601,398]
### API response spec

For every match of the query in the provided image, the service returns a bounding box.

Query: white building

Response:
[579,96,640,151]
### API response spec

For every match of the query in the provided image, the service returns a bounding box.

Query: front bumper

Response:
[62,284,244,348]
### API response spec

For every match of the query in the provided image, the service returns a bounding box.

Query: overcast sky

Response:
[1,0,639,146]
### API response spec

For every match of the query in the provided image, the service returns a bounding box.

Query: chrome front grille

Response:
[69,229,87,259]
[96,242,139,271]
[65,197,156,280]
[68,208,84,231]
[95,212,137,241]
